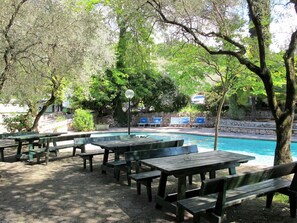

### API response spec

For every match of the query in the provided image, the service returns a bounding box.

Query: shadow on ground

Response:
[0,150,295,223]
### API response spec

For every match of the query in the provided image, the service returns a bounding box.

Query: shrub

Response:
[72,109,94,131]
[3,114,32,132]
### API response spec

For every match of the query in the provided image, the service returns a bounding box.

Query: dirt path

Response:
[0,150,296,223]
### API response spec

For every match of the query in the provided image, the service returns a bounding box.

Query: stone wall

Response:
[219,119,297,135]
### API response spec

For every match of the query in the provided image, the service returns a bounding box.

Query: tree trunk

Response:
[250,96,256,121]
[214,91,227,150]
[274,115,294,165]
[30,94,56,131]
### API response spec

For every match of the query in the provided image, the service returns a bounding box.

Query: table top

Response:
[92,137,161,149]
[7,132,65,141]
[141,150,255,175]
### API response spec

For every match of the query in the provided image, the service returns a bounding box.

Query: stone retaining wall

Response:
[219,119,297,135]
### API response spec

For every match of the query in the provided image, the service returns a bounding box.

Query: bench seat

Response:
[78,152,104,172]
[125,145,198,202]
[177,161,297,223]
[106,160,127,167]
[178,178,291,214]
[129,170,161,181]
[0,142,18,162]
[129,170,161,201]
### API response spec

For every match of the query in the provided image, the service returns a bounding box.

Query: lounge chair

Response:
[148,117,162,127]
[180,117,190,126]
[191,117,205,128]
[169,117,190,127]
[137,117,149,127]
[169,117,180,127]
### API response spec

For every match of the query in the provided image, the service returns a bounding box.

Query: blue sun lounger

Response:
[191,117,205,128]
[137,117,149,127]
[148,117,162,127]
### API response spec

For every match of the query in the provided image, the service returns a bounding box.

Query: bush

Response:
[227,95,247,120]
[72,109,94,131]
[3,114,32,132]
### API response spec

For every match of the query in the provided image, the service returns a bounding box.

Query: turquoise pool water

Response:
[91,132,297,166]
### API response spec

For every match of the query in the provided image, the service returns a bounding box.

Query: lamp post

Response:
[125,89,134,135]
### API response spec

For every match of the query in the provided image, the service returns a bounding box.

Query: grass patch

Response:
[258,193,289,203]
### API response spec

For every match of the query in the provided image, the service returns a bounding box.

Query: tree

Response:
[78,0,186,123]
[0,0,115,130]
[155,41,244,149]
[202,54,243,150]
[143,0,297,165]
[0,0,29,91]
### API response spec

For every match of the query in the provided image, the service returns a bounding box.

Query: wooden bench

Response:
[125,145,198,202]
[37,133,92,164]
[47,133,91,156]
[108,139,184,184]
[75,135,136,171]
[177,161,297,223]
[0,141,18,161]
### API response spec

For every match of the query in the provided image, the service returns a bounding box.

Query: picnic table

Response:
[8,132,66,161]
[91,137,161,174]
[141,150,255,221]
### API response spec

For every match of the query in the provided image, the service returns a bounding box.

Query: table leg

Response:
[15,141,22,160]
[229,166,236,175]
[0,148,4,162]
[28,141,34,162]
[101,149,109,174]
[209,171,216,178]
[155,172,168,209]
[176,175,187,222]
[114,151,120,161]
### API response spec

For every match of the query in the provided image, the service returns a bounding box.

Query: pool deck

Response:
[100,126,297,142]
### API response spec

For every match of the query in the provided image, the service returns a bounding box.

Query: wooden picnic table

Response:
[141,150,255,221]
[8,132,66,161]
[91,137,161,174]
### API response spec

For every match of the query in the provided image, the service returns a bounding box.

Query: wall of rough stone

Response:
[219,119,297,135]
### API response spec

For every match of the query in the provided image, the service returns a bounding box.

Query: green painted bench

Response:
[38,133,92,164]
[125,145,198,202]
[108,139,184,184]
[177,161,297,223]
[0,141,18,161]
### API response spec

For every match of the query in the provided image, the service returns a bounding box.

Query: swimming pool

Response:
[91,132,297,166]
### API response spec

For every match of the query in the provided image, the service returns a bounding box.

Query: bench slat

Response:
[177,161,297,222]
[129,170,161,181]
[179,178,291,215]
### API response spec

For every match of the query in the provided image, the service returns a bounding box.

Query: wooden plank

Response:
[178,178,291,214]
[201,161,297,195]
[142,151,254,175]
[125,145,197,162]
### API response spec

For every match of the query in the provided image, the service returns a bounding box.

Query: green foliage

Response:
[3,115,33,132]
[56,114,66,122]
[155,42,207,96]
[179,104,205,115]
[72,109,94,131]
[228,95,247,120]
[273,193,289,203]
[143,75,189,112]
